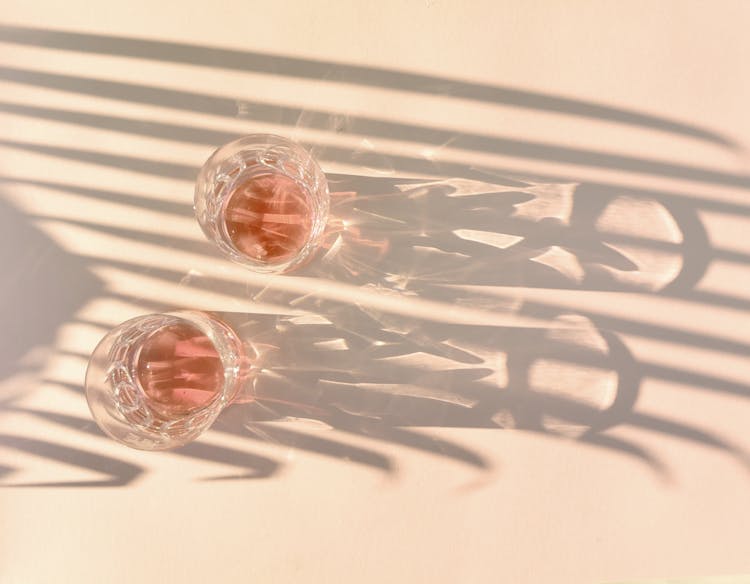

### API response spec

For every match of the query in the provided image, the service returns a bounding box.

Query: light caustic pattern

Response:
[136,323,224,416]
[223,173,313,263]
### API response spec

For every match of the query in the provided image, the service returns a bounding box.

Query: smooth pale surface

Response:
[1,2,750,584]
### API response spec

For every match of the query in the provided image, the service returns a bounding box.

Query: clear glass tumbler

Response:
[194,134,329,273]
[85,311,247,450]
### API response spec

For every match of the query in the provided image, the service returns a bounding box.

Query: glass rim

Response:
[194,133,330,274]
[85,310,244,450]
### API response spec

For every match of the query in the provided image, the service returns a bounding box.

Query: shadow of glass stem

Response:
[218,304,631,445]
[214,300,750,479]
[297,175,685,297]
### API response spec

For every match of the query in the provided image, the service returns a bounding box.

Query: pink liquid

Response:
[224,173,313,263]
[136,323,224,416]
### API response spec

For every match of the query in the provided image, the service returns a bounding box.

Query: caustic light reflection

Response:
[136,323,224,416]
[224,173,313,264]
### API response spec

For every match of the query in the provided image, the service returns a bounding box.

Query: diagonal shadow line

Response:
[0,176,194,216]
[34,369,659,477]
[175,442,279,480]
[0,106,750,254]
[516,298,750,359]
[0,23,735,149]
[8,163,741,407]
[461,166,750,218]
[0,85,740,480]
[19,403,394,476]
[568,308,750,360]
[2,90,749,230]
[0,433,143,487]
[23,162,750,322]
[214,408,394,473]
[0,138,197,180]
[580,433,670,480]
[1,479,133,488]
[250,372,664,476]
[28,297,743,476]
[58,306,750,418]
[445,276,750,315]
[0,143,744,474]
[628,411,750,469]
[0,100,240,147]
[35,216,214,256]
[668,290,750,315]
[331,414,488,469]
[545,228,750,273]
[0,82,747,189]
[1,88,749,222]
[599,233,750,270]
[53,344,487,471]
[639,364,750,400]
[457,328,750,404]
[33,206,750,370]
[506,388,750,468]
[246,380,490,469]
[41,320,750,464]
[11,408,282,481]
[69,256,294,315]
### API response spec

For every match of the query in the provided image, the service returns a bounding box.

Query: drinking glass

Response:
[85,311,248,450]
[194,134,329,273]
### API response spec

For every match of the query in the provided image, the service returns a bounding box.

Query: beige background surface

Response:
[1,2,749,583]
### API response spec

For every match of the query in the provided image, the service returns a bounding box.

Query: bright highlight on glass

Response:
[194,134,330,273]
[85,311,248,450]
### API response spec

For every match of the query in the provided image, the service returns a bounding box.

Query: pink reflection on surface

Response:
[136,323,224,415]
[224,173,312,263]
